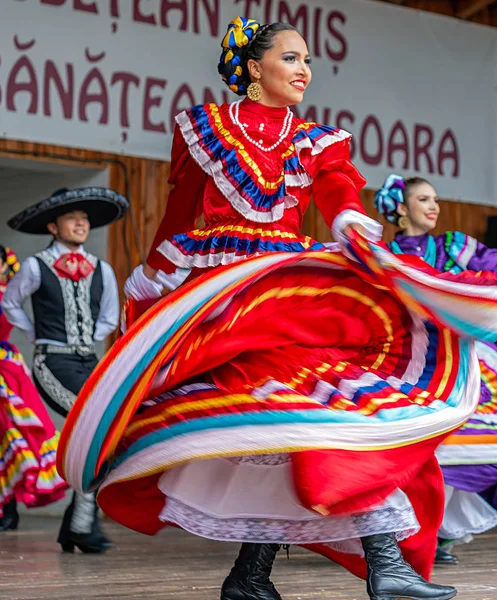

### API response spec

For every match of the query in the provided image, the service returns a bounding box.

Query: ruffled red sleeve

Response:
[296,130,367,229]
[147,128,207,272]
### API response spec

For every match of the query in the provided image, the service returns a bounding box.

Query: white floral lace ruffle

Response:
[160,496,419,549]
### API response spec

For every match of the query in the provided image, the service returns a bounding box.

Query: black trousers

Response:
[32,352,98,417]
[32,350,102,537]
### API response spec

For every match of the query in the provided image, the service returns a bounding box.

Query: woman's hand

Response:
[143,264,158,281]
[344,223,366,238]
[124,265,164,301]
[124,265,192,301]
[332,210,383,246]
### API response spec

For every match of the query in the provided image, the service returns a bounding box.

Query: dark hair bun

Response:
[218,16,261,96]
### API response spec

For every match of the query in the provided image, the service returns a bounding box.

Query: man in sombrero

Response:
[2,186,128,554]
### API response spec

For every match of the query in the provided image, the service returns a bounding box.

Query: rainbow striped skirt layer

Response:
[58,239,497,548]
[436,340,497,467]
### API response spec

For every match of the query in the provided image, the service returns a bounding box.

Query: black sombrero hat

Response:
[7,187,129,234]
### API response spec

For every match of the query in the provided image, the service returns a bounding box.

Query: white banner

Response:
[0,0,496,204]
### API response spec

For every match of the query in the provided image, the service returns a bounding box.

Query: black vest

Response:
[31,249,104,346]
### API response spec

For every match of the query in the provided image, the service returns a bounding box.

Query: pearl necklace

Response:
[229,100,293,153]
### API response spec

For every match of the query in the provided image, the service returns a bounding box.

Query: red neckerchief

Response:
[53,252,95,282]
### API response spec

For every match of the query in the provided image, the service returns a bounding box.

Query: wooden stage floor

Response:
[0,518,496,600]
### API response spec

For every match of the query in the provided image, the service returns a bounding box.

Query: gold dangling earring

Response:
[247,80,263,102]
[398,216,411,230]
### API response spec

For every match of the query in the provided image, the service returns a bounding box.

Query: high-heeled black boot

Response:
[221,543,282,600]
[91,501,115,549]
[0,499,19,531]
[57,492,108,554]
[361,534,457,600]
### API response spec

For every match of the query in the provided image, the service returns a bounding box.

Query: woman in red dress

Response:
[0,246,66,530]
[57,18,497,600]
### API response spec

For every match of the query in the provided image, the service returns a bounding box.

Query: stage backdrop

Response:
[1,0,496,204]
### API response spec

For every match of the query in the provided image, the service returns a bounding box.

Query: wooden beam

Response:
[457,0,495,18]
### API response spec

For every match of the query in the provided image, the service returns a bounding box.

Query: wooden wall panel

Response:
[0,139,169,300]
[107,156,170,294]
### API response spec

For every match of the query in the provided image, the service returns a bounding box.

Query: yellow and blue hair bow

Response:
[222,17,261,50]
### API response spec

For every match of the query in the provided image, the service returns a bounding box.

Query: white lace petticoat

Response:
[158,453,419,556]
[439,484,497,544]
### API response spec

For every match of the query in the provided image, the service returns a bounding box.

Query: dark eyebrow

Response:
[281,51,311,59]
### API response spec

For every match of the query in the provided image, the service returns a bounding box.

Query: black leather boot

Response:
[0,499,19,531]
[361,534,457,600]
[92,501,115,549]
[221,543,282,600]
[57,492,108,554]
[434,546,458,565]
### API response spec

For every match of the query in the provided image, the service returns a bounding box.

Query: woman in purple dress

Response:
[375,174,497,564]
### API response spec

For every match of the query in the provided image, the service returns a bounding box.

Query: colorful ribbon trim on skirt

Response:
[58,235,497,497]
